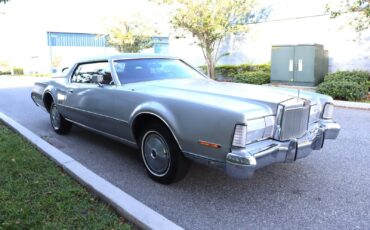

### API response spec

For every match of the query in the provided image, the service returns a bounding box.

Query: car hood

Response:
[144,78,296,102]
[133,78,323,117]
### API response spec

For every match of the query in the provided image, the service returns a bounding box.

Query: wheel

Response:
[139,123,190,184]
[49,102,71,135]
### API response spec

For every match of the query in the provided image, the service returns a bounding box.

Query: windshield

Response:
[114,58,206,84]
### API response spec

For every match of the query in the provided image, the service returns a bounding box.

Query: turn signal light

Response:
[198,140,221,149]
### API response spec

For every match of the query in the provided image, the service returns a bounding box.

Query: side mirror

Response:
[61,67,69,73]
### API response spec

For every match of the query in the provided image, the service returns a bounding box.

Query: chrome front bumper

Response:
[225,120,341,178]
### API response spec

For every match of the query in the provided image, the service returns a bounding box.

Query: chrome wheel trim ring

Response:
[50,104,61,130]
[141,131,171,177]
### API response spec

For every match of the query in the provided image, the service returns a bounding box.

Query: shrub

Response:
[0,71,11,75]
[13,67,24,75]
[215,65,239,77]
[218,64,271,78]
[317,81,367,101]
[317,70,369,101]
[234,71,270,85]
[324,70,369,85]
[255,63,271,72]
[199,63,271,78]
[31,73,51,77]
[238,63,271,73]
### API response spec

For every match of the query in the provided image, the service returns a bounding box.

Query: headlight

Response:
[232,117,273,148]
[309,104,320,122]
[322,103,334,119]
[263,116,275,138]
[246,118,265,142]
[232,124,247,148]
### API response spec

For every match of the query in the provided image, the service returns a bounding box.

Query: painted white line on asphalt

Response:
[0,112,183,230]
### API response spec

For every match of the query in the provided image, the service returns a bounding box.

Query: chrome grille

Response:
[280,105,310,140]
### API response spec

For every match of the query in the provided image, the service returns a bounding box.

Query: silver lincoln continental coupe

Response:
[31,54,340,184]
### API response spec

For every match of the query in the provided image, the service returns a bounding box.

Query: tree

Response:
[51,55,63,68]
[157,0,255,78]
[0,0,9,3]
[326,0,370,32]
[106,15,157,53]
[0,60,10,73]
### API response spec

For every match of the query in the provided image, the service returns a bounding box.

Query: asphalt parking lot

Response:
[0,77,369,229]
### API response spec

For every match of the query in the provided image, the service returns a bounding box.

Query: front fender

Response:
[129,101,182,148]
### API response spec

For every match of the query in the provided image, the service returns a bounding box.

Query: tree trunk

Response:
[201,42,217,79]
[207,60,215,79]
[205,49,215,79]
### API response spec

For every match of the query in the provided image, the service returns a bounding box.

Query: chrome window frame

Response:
[68,60,119,86]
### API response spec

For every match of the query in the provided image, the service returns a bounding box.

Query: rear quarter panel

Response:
[31,78,69,111]
[31,82,48,109]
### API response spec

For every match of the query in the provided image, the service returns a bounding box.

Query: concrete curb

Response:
[0,112,183,230]
[333,100,370,110]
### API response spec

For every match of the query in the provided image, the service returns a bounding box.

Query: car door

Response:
[62,61,126,136]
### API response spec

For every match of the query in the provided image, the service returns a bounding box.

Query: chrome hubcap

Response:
[142,132,170,176]
[50,104,61,130]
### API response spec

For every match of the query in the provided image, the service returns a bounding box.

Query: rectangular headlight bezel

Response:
[232,124,247,148]
[263,116,275,139]
[321,102,334,119]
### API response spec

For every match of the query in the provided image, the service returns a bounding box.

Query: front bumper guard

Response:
[226,120,341,178]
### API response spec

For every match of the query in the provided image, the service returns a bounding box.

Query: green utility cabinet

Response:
[271,44,328,86]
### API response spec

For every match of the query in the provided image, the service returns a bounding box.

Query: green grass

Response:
[0,123,133,229]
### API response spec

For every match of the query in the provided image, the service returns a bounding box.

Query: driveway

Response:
[1,77,369,229]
